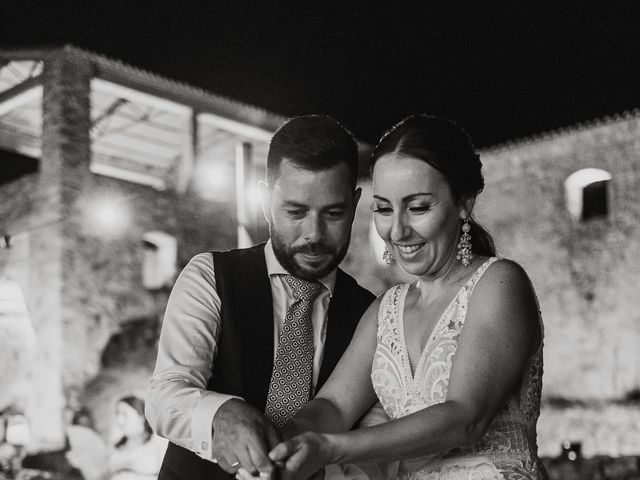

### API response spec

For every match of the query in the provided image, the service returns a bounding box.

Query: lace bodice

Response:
[370,258,547,480]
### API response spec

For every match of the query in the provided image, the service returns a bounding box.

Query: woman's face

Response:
[373,153,466,277]
[115,401,145,438]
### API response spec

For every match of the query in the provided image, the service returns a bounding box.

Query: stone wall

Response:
[538,401,640,458]
[543,455,640,480]
[1,175,240,449]
[64,178,239,439]
[477,114,640,401]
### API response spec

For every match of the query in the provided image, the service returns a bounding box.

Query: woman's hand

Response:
[269,432,334,480]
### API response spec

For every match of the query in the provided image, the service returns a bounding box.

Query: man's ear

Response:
[258,180,272,224]
[345,187,362,225]
[353,187,362,211]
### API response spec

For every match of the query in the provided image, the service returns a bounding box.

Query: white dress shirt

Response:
[145,241,336,462]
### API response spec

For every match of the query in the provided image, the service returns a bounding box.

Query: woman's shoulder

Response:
[474,257,534,291]
[469,257,540,328]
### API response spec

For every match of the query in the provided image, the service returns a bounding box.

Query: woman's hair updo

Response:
[370,114,495,257]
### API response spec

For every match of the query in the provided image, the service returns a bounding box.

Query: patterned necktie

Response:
[265,275,323,428]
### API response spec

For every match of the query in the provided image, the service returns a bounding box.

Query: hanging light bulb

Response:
[83,194,131,237]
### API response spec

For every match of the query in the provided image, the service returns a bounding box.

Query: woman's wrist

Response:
[320,432,344,465]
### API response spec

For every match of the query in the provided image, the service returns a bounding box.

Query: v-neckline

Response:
[397,258,494,381]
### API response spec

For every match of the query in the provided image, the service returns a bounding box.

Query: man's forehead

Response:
[273,161,351,187]
[276,157,347,174]
[271,166,352,206]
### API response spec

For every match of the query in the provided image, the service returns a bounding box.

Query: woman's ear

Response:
[460,196,476,220]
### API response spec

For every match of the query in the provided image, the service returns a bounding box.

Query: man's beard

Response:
[271,233,349,281]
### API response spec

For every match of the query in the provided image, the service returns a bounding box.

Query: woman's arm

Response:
[282,296,382,439]
[273,260,540,478]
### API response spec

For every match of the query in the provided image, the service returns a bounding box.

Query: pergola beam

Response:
[174,109,197,194]
[199,112,273,142]
[0,76,42,116]
[92,78,273,141]
[91,151,167,190]
[91,78,191,116]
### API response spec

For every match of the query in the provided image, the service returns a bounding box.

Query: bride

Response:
[247,114,548,480]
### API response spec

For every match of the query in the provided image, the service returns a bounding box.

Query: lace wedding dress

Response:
[370,258,547,480]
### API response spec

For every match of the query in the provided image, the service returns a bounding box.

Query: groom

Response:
[145,115,375,480]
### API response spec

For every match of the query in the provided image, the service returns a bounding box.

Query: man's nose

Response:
[303,214,326,243]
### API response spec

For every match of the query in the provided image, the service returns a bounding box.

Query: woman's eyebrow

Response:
[373,193,434,201]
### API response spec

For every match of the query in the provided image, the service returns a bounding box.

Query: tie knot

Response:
[283,275,323,302]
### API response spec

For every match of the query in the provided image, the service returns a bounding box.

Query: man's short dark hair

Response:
[266,115,359,189]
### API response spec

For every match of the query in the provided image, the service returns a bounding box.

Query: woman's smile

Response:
[395,243,426,256]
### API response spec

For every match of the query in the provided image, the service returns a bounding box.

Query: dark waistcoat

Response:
[158,243,374,480]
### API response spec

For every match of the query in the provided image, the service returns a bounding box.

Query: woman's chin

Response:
[395,259,428,277]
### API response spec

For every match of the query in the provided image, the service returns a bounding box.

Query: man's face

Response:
[264,159,361,280]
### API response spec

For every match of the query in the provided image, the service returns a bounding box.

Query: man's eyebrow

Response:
[322,202,348,210]
[282,201,348,208]
[282,201,308,208]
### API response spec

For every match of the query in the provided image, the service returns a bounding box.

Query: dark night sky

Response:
[1,1,639,147]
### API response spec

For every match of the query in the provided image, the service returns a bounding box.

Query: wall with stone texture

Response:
[543,455,640,480]
[0,174,40,414]
[474,116,640,456]
[0,172,240,449]
[538,402,640,458]
[477,114,640,401]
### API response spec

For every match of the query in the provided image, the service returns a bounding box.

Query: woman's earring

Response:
[456,218,473,267]
[383,247,395,266]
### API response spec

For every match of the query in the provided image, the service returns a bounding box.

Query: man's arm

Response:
[144,253,279,474]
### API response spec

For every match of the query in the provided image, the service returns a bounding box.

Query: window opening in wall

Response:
[564,168,612,222]
[0,148,39,186]
[582,180,608,221]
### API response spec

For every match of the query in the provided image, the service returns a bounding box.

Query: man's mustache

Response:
[291,243,334,255]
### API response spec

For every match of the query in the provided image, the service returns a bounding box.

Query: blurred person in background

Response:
[108,396,167,480]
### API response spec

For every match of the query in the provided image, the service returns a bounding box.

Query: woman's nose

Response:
[390,212,410,241]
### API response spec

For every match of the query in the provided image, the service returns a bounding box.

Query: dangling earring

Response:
[456,218,473,267]
[383,247,395,266]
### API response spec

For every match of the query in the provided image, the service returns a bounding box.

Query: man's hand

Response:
[212,399,281,476]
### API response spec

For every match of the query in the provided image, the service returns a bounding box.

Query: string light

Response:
[192,160,234,201]
[83,194,131,237]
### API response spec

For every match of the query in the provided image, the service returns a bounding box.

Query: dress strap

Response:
[377,284,408,328]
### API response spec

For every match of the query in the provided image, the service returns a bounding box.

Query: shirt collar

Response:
[265,240,336,296]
